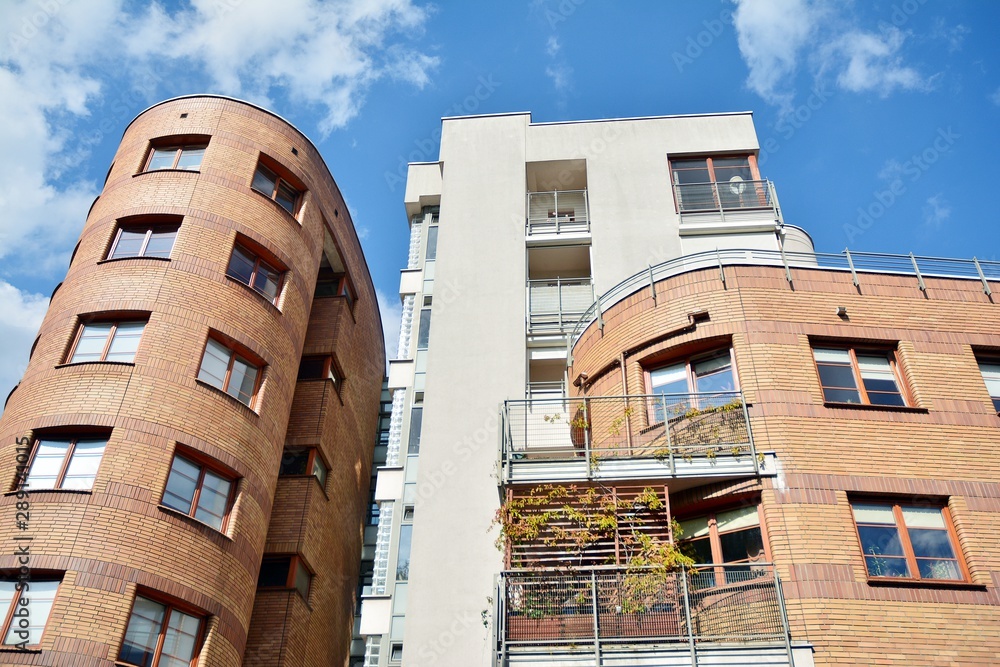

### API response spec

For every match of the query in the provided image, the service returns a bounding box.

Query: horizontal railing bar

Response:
[502,563,774,574]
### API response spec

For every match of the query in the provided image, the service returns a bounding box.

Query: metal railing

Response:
[527,278,594,334]
[495,564,792,665]
[527,190,590,235]
[673,179,779,217]
[501,392,755,475]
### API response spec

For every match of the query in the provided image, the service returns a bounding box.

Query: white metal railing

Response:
[673,179,779,218]
[527,278,594,334]
[527,190,590,235]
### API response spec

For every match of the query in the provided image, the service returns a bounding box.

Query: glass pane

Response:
[252,262,280,300]
[716,506,759,532]
[864,555,910,578]
[147,148,176,171]
[822,387,863,403]
[0,583,17,645]
[425,226,438,261]
[198,339,231,389]
[720,526,764,563]
[396,525,413,581]
[194,470,231,531]
[276,182,298,214]
[143,228,177,258]
[119,596,167,667]
[162,456,200,514]
[816,363,857,389]
[4,580,59,645]
[813,348,852,364]
[61,439,107,490]
[407,407,423,454]
[979,362,1000,398]
[26,440,69,489]
[672,159,710,184]
[279,449,310,475]
[251,165,276,196]
[174,147,204,170]
[857,525,906,557]
[908,528,956,559]
[694,366,735,394]
[105,321,145,362]
[417,309,431,350]
[158,609,201,667]
[228,357,259,406]
[865,389,905,406]
[294,564,311,599]
[111,229,148,259]
[917,558,961,580]
[650,362,687,392]
[258,558,291,587]
[712,156,752,183]
[227,246,257,286]
[677,516,710,539]
[680,536,713,564]
[71,323,113,362]
[311,457,327,487]
[901,507,947,529]
[852,503,897,524]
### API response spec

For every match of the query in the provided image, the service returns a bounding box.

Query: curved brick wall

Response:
[0,97,384,665]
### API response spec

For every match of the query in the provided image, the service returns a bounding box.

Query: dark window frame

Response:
[250,159,303,217]
[226,241,285,304]
[278,447,328,490]
[160,449,238,533]
[196,335,264,409]
[812,344,912,407]
[118,592,206,667]
[257,554,313,601]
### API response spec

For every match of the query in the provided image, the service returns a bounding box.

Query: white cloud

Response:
[930,19,970,53]
[546,63,573,92]
[821,28,928,95]
[376,287,402,370]
[0,282,49,412]
[546,35,561,56]
[990,87,1000,107]
[922,194,951,230]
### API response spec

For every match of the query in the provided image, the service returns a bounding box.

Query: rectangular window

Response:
[647,349,736,421]
[396,524,413,581]
[670,154,763,211]
[977,359,1000,412]
[278,448,327,488]
[416,309,431,350]
[851,501,965,581]
[161,453,235,531]
[197,338,261,407]
[0,579,59,646]
[108,224,179,260]
[226,244,283,303]
[257,555,312,600]
[119,595,203,667]
[146,145,206,172]
[69,320,146,364]
[425,225,439,261]
[407,407,423,454]
[679,505,765,566]
[813,347,906,406]
[251,162,301,215]
[26,435,107,490]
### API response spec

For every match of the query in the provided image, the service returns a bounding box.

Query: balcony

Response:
[499,392,775,485]
[673,179,783,234]
[494,564,809,667]
[527,278,594,335]
[527,190,590,236]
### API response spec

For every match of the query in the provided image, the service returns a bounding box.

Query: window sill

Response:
[224,275,282,314]
[3,489,92,497]
[97,256,171,265]
[132,168,201,177]
[249,187,302,226]
[277,473,329,499]
[866,577,985,591]
[823,402,928,414]
[195,379,259,416]
[157,504,233,542]
[0,647,42,653]
[55,361,135,370]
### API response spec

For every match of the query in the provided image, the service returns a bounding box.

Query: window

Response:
[367,482,380,525]
[396,524,413,581]
[198,337,262,407]
[226,243,283,303]
[670,154,763,211]
[416,309,431,350]
[251,162,301,215]
[257,555,312,599]
[407,407,423,454]
[145,144,206,172]
[678,505,766,566]
[119,595,203,667]
[977,358,1000,412]
[315,269,356,308]
[647,349,736,421]
[0,579,59,646]
[390,644,404,662]
[851,501,966,581]
[278,448,328,488]
[161,453,234,531]
[425,225,438,261]
[108,221,179,259]
[68,319,146,363]
[25,435,107,490]
[813,347,907,406]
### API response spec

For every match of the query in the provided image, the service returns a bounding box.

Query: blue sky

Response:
[1,0,998,400]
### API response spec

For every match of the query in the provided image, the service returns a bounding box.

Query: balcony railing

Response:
[527,278,594,334]
[673,179,779,216]
[501,392,756,479]
[527,190,590,235]
[494,564,794,666]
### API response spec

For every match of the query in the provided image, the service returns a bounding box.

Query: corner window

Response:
[813,346,907,406]
[678,504,766,566]
[0,579,60,646]
[145,142,207,172]
[851,501,966,582]
[161,453,235,531]
[647,349,737,421]
[278,448,328,488]
[68,319,147,364]
[977,358,1000,412]
[107,219,180,259]
[315,268,356,308]
[197,337,262,408]
[226,243,284,303]
[251,161,302,215]
[258,555,312,600]
[25,435,108,490]
[669,154,764,211]
[119,595,203,667]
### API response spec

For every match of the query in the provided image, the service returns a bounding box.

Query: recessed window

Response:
[297,355,342,389]
[278,448,328,488]
[68,319,147,364]
[647,349,737,421]
[24,435,107,490]
[407,406,422,454]
[161,453,235,531]
[251,161,302,215]
[0,579,60,646]
[197,337,262,408]
[315,268,356,309]
[851,501,966,582]
[257,555,312,600]
[389,644,404,662]
[813,346,907,406]
[977,358,1000,412]
[108,221,179,259]
[119,595,203,667]
[226,243,284,303]
[396,524,413,581]
[678,504,766,566]
[669,154,765,211]
[145,144,206,172]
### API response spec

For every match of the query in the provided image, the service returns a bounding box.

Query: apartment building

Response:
[362,111,1000,667]
[0,96,385,666]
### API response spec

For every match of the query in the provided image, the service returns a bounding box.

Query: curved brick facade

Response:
[0,97,384,665]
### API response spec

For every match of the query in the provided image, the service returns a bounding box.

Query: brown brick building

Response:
[0,96,385,666]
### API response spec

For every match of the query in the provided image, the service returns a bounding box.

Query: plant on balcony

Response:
[648,398,750,462]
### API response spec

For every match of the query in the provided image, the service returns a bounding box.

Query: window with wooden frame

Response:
[297,355,343,392]
[24,434,108,490]
[143,137,208,172]
[677,504,767,566]
[251,158,303,216]
[976,357,1000,413]
[257,555,313,600]
[669,154,764,211]
[646,349,738,423]
[197,336,263,408]
[226,241,285,303]
[851,500,968,582]
[118,594,204,667]
[315,267,356,309]
[278,447,328,489]
[67,317,147,364]
[813,345,909,406]
[0,578,60,647]
[161,451,236,532]
[107,217,180,260]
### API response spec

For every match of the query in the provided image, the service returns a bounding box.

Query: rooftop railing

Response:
[674,179,779,218]
[527,190,590,235]
[527,278,594,334]
[495,564,793,666]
